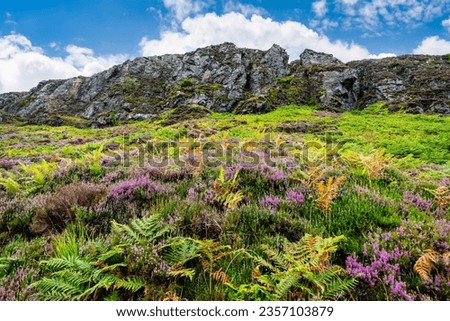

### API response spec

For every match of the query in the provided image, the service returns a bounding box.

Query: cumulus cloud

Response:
[413,36,450,55]
[140,12,394,62]
[443,16,450,32]
[0,34,127,93]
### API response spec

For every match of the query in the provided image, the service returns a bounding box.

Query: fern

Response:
[0,176,21,193]
[164,237,240,298]
[425,186,450,208]
[20,159,58,188]
[315,176,345,214]
[32,255,144,300]
[212,166,243,210]
[345,149,392,181]
[414,250,449,282]
[111,215,173,246]
[32,224,144,300]
[242,234,357,301]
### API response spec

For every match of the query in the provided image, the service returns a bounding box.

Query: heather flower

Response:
[259,164,285,181]
[259,196,280,208]
[346,240,412,301]
[99,171,122,184]
[440,177,450,187]
[188,187,196,198]
[0,158,18,170]
[108,176,169,202]
[0,268,36,301]
[202,189,216,204]
[403,191,433,212]
[286,190,304,204]
[187,183,207,199]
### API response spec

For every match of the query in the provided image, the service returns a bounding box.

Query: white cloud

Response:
[162,0,208,22]
[312,0,328,18]
[223,1,266,16]
[413,36,450,55]
[443,17,450,32]
[0,34,127,93]
[140,12,395,62]
[337,0,450,30]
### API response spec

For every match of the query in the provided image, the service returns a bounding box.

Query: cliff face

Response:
[0,43,449,126]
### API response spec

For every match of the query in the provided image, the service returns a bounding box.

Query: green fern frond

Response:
[115,277,145,292]
[112,215,172,246]
[244,234,357,301]
[168,268,196,281]
[320,277,358,300]
[274,275,299,300]
[164,238,201,265]
[32,277,84,300]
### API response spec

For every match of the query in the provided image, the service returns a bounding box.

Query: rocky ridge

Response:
[0,42,449,126]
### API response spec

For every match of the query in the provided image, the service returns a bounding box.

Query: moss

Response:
[58,116,91,128]
[159,104,211,126]
[360,102,389,115]
[110,76,166,109]
[16,95,36,108]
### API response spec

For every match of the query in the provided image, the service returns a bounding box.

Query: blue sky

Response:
[1,0,450,93]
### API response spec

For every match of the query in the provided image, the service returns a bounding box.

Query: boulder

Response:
[299,49,344,66]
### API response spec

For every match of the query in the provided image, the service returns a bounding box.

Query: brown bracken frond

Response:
[210,268,231,284]
[346,149,392,180]
[252,266,261,278]
[413,250,450,282]
[414,250,439,281]
[315,176,345,214]
[163,291,182,301]
[425,186,450,208]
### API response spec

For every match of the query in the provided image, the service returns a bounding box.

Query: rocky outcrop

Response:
[348,55,450,113]
[0,43,449,126]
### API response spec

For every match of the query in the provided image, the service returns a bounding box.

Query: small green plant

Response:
[179,78,193,88]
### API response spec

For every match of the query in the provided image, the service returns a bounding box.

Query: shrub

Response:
[30,183,105,234]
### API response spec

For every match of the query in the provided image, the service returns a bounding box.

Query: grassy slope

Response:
[0,104,449,301]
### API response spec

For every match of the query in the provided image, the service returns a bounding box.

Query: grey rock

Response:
[429,103,450,115]
[299,49,343,66]
[128,113,155,121]
[320,69,360,111]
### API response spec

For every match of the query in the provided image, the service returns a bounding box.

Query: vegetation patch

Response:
[0,104,449,301]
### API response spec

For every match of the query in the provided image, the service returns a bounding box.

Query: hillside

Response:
[0,43,449,301]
